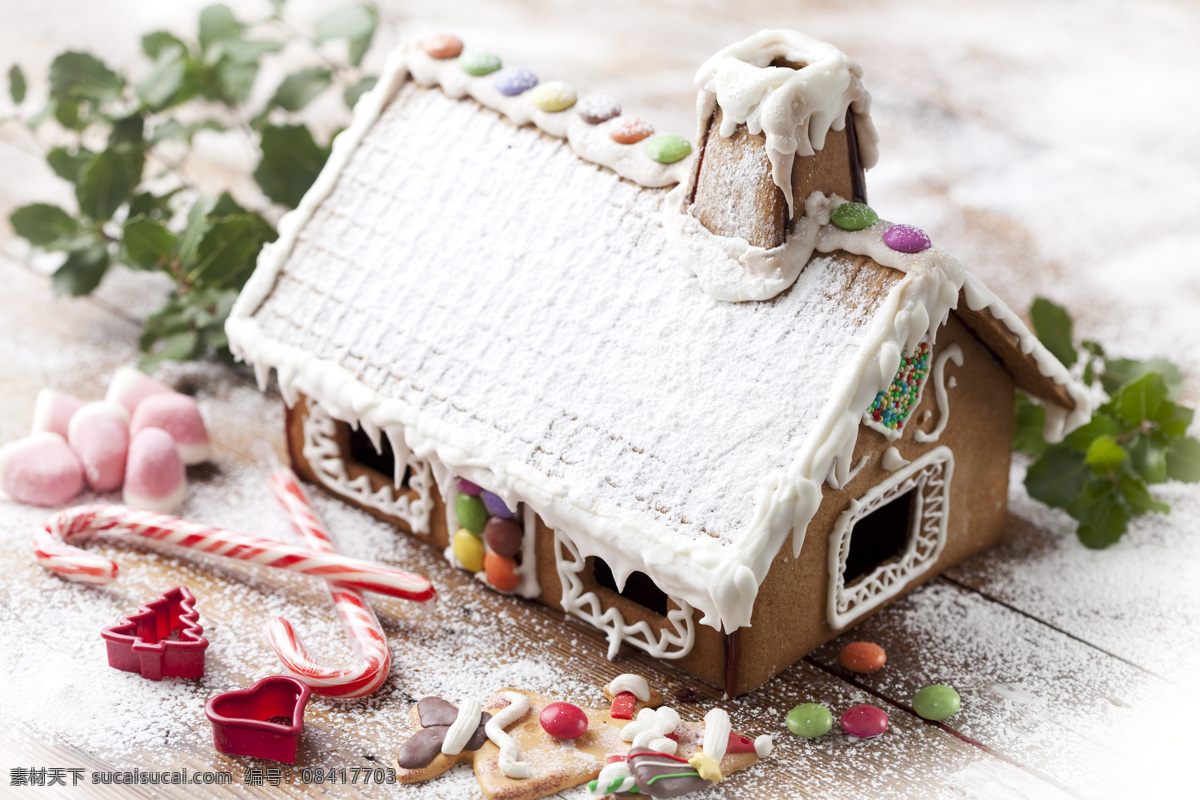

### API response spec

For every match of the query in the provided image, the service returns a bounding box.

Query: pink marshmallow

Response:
[123,428,186,513]
[129,393,211,465]
[0,433,85,506]
[105,366,175,417]
[31,389,87,438]
[68,401,130,492]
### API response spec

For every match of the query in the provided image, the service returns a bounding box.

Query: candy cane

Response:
[34,504,438,604]
[264,468,391,698]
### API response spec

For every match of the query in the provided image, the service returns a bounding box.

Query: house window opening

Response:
[844,488,915,585]
[591,557,669,617]
[347,425,410,488]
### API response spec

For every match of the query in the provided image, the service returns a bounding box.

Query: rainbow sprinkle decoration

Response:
[865,341,931,433]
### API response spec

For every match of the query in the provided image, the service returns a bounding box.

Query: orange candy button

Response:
[839,641,887,673]
[485,551,520,592]
[423,34,464,60]
[609,116,654,144]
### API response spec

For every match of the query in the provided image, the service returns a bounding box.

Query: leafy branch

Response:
[5,1,378,368]
[1015,298,1200,548]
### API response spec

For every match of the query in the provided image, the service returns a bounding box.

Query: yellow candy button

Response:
[453,528,485,572]
[530,81,577,112]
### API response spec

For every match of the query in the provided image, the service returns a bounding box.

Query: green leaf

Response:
[198,4,245,53]
[128,188,182,220]
[189,213,274,287]
[1128,436,1168,484]
[1012,393,1047,457]
[210,191,246,217]
[1112,371,1168,427]
[52,243,110,296]
[314,5,376,43]
[270,67,332,112]
[1062,413,1122,453]
[46,146,94,184]
[1165,436,1200,483]
[254,123,329,208]
[221,39,284,63]
[137,44,187,110]
[1101,357,1184,399]
[10,203,79,247]
[53,99,87,131]
[8,64,26,104]
[1085,435,1127,473]
[48,51,124,104]
[142,330,201,368]
[1119,475,1170,516]
[122,216,178,271]
[1155,401,1194,437]
[142,31,189,60]
[1075,499,1131,550]
[177,196,216,269]
[1030,297,1077,368]
[147,118,224,145]
[1024,447,1089,509]
[215,57,258,104]
[344,75,376,107]
[75,148,132,222]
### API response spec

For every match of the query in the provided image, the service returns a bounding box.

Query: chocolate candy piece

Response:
[453,528,485,572]
[830,202,879,231]
[459,51,501,76]
[539,701,588,740]
[913,684,961,721]
[627,747,711,798]
[577,94,621,124]
[417,696,461,727]
[839,641,886,673]
[399,697,492,769]
[840,704,888,738]
[484,551,520,592]
[455,493,488,533]
[492,67,538,97]
[481,489,514,518]
[529,81,577,112]
[786,703,833,738]
[609,116,654,144]
[484,516,523,557]
[884,223,932,253]
[644,134,691,164]
[422,34,464,60]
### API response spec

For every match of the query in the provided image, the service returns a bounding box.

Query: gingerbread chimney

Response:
[686,31,878,249]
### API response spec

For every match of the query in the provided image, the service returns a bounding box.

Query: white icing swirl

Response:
[621,706,680,754]
[441,698,483,756]
[701,708,732,762]
[485,691,532,779]
[606,674,651,702]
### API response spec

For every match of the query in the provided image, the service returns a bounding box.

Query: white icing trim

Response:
[701,708,731,762]
[606,674,651,702]
[880,447,910,472]
[753,734,773,758]
[553,530,695,660]
[914,344,964,444]
[825,455,868,491]
[622,707,680,755]
[485,691,532,779]
[591,762,637,797]
[861,340,933,442]
[827,446,954,629]
[441,698,483,756]
[515,504,541,599]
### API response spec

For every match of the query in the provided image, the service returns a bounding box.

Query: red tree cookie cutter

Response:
[205,676,311,763]
[100,586,208,680]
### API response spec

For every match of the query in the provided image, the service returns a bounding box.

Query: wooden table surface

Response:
[2,1,1199,798]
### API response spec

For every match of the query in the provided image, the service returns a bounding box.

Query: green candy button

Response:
[830,202,879,231]
[459,51,502,76]
[786,703,833,738]
[913,685,961,721]
[455,493,489,534]
[644,134,691,164]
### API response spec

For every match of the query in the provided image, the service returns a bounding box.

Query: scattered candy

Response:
[455,492,488,533]
[884,223,932,253]
[105,366,174,416]
[577,94,621,124]
[481,489,515,519]
[130,392,210,465]
[459,51,501,77]
[493,66,538,96]
[830,202,879,231]
[529,80,577,112]
[31,388,85,438]
[0,433,84,506]
[539,701,588,740]
[122,428,186,513]
[609,116,654,144]
[457,477,482,495]
[68,401,130,492]
[484,516,523,557]
[484,550,520,591]
[454,528,486,572]
[913,684,961,721]
[644,133,692,164]
[866,342,931,432]
[422,34,464,60]
[840,641,888,673]
[840,705,889,738]
[786,703,833,738]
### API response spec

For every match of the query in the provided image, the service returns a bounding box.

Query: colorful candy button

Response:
[455,493,489,534]
[422,34,464,60]
[493,67,538,96]
[913,685,961,721]
[484,551,520,591]
[459,51,502,76]
[453,528,485,573]
[577,94,621,124]
[609,116,654,144]
[485,516,523,557]
[529,81,577,112]
[786,703,833,738]
[644,134,691,164]
[830,202,879,231]
[839,641,887,673]
[884,224,932,253]
[840,705,889,738]
[457,477,482,495]
[481,490,515,518]
[540,702,588,740]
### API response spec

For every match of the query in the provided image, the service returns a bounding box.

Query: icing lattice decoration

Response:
[863,341,932,440]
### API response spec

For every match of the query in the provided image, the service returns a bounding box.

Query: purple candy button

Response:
[481,490,515,518]
[883,224,932,254]
[457,477,482,495]
[493,67,538,96]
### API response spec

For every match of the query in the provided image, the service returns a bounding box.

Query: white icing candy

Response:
[591,761,637,797]
[621,706,680,754]
[606,673,651,702]
[754,734,773,758]
[701,708,731,762]
[441,698,483,756]
[880,447,910,471]
[485,691,532,779]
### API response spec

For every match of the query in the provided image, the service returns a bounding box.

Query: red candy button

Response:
[540,701,589,740]
[840,704,889,738]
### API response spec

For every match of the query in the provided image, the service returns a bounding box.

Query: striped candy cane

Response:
[264,468,391,697]
[34,504,438,604]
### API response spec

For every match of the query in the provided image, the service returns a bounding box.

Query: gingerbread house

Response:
[226,30,1092,696]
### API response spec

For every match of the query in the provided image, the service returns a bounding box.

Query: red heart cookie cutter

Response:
[100,586,207,680]
[205,676,311,763]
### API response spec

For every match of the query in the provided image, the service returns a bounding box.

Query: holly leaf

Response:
[52,243,110,296]
[123,216,178,271]
[1155,400,1194,437]
[128,188,182,221]
[137,44,187,110]
[48,51,124,104]
[1025,447,1089,509]
[1073,496,1131,550]
[222,39,284,63]
[1102,357,1184,399]
[189,212,274,287]
[177,196,217,269]
[254,123,329,208]
[1165,436,1200,483]
[198,4,245,54]
[314,5,376,66]
[344,75,376,108]
[142,31,189,60]
[1062,413,1122,452]
[1030,297,1077,368]
[1128,436,1169,484]
[75,148,132,222]
[270,67,332,112]
[8,64,26,104]
[1085,435,1128,474]
[1111,371,1167,428]
[10,203,80,247]
[1013,393,1047,457]
[141,330,202,370]
[1119,475,1170,516]
[46,146,94,184]
[215,57,258,105]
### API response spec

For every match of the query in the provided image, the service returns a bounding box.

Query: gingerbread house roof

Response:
[227,32,1092,634]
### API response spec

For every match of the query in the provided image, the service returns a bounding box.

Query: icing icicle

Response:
[485,691,532,779]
